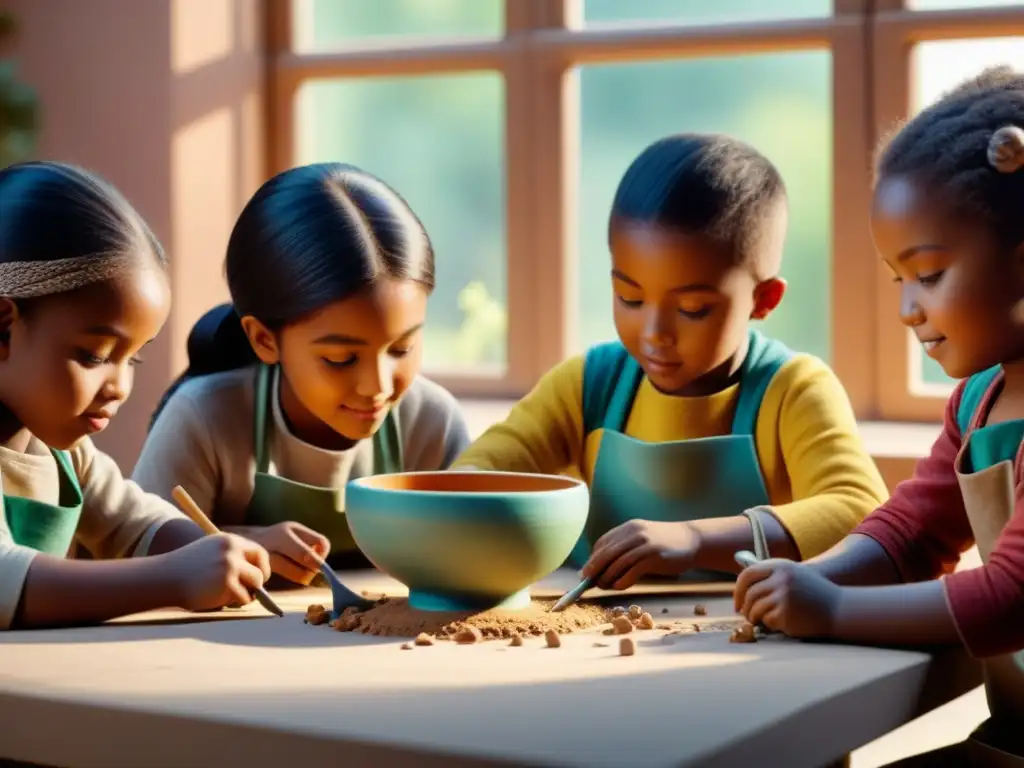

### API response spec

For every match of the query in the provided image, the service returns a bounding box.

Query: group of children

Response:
[0,66,1022,764]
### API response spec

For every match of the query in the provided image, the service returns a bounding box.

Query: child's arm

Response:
[452,356,586,475]
[72,438,205,561]
[687,356,891,573]
[5,533,271,629]
[132,384,220,521]
[805,377,976,585]
[396,378,472,471]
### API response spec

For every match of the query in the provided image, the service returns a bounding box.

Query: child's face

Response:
[609,222,784,395]
[871,174,1024,380]
[243,278,428,446]
[0,266,171,449]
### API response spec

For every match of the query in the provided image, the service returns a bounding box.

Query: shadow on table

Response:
[0,613,397,649]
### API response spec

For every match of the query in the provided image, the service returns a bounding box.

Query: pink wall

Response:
[7,0,267,471]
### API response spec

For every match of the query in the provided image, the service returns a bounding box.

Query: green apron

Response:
[950,366,1024,765]
[4,449,83,556]
[566,329,793,575]
[242,365,402,568]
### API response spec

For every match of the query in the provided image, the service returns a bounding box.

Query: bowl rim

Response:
[346,469,588,498]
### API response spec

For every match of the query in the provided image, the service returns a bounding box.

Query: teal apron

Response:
[943,366,1024,766]
[566,329,793,574]
[242,365,402,569]
[4,449,83,556]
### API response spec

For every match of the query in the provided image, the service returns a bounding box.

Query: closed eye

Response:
[322,356,357,369]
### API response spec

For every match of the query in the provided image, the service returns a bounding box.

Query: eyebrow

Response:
[83,325,129,341]
[611,270,718,294]
[896,244,946,262]
[313,324,424,346]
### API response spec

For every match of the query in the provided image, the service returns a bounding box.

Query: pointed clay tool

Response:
[551,576,594,613]
[171,485,285,618]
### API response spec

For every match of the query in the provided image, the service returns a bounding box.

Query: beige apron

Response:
[949,435,1024,766]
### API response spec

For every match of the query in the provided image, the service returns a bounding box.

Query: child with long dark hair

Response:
[134,163,470,584]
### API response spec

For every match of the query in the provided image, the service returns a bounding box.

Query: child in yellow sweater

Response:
[455,133,888,589]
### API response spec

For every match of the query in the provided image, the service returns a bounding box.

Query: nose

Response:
[355,355,394,401]
[641,304,676,347]
[103,362,133,403]
[898,283,926,328]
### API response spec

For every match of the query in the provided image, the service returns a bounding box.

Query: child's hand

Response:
[169,533,272,612]
[734,559,840,638]
[248,522,330,585]
[581,520,700,590]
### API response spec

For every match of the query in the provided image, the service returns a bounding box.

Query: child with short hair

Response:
[734,66,1024,765]
[0,161,271,630]
[455,133,887,588]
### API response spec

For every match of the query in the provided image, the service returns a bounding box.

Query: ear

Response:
[750,277,787,321]
[0,298,19,362]
[239,315,281,365]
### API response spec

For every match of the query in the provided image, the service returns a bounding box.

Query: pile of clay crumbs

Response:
[304,597,609,640]
[305,600,756,655]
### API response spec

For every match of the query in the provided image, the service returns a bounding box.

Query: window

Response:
[872,3,1024,420]
[270,0,1024,419]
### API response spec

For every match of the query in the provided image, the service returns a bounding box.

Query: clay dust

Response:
[305,598,754,647]
[306,597,609,640]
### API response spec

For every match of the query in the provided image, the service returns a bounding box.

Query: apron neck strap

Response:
[730,329,794,436]
[254,364,273,473]
[372,410,402,475]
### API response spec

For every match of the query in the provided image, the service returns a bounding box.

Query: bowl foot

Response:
[408,587,532,612]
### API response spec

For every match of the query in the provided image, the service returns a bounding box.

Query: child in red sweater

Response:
[734,66,1024,765]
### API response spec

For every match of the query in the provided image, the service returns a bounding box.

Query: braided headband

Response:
[0,253,134,299]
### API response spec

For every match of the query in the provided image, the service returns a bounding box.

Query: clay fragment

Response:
[656,623,674,630]
[620,637,637,656]
[692,623,702,632]
[610,606,627,617]
[544,629,561,648]
[455,626,483,644]
[694,604,707,616]
[661,607,669,614]
[304,604,328,624]
[400,643,412,650]
[628,605,643,620]
[730,622,757,644]
[611,616,634,634]
[593,641,609,648]
[414,633,435,647]
[637,612,656,630]
[509,634,524,647]
[602,627,616,636]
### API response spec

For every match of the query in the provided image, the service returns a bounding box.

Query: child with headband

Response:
[0,161,271,630]
[735,67,1024,765]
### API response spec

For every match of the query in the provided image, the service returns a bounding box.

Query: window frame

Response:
[871,0,1024,422]
[268,0,933,418]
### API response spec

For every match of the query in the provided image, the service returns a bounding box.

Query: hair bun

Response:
[987,125,1024,173]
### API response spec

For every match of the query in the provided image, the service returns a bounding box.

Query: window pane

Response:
[584,0,830,27]
[296,74,507,374]
[577,53,833,362]
[909,0,1024,11]
[911,37,1024,387]
[294,0,503,50]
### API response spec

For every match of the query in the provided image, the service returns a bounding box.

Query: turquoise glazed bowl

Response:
[345,471,589,612]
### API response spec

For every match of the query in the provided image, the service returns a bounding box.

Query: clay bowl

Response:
[345,471,589,612]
